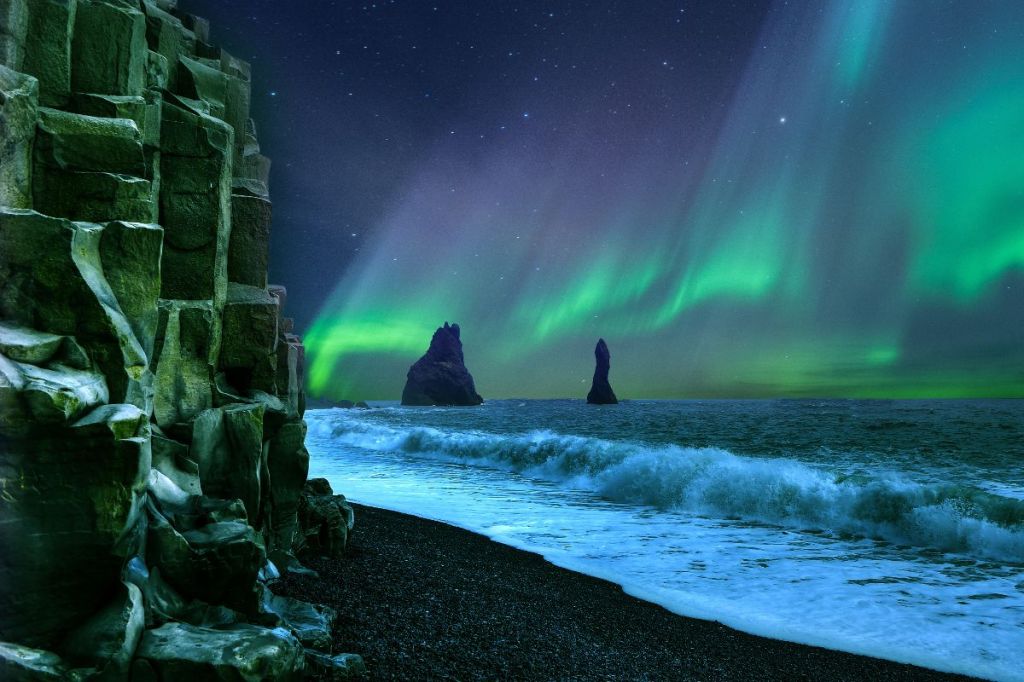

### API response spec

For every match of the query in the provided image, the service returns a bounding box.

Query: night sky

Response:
[183,0,1024,400]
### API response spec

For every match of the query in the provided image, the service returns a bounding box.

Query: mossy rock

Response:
[228,194,271,288]
[191,403,266,524]
[60,580,144,675]
[21,0,75,107]
[146,512,266,617]
[158,101,232,305]
[0,64,37,208]
[0,404,149,646]
[141,1,194,92]
[0,209,150,407]
[136,622,305,681]
[71,0,147,96]
[266,421,309,554]
[33,168,153,223]
[152,299,218,428]
[220,283,278,371]
[72,92,162,148]
[0,0,30,70]
[177,54,226,119]
[98,220,163,360]
[35,107,145,175]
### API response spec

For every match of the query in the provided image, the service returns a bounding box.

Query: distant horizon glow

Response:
[290,1,1024,400]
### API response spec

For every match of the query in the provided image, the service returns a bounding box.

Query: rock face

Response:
[0,2,359,678]
[586,338,618,404]
[401,322,483,406]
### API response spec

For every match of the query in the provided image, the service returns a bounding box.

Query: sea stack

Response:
[401,322,484,406]
[586,338,618,404]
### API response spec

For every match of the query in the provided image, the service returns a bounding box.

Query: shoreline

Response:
[278,504,978,681]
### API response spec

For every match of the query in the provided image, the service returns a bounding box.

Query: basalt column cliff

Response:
[0,1,359,678]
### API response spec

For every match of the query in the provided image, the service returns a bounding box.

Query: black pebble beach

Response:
[277,504,977,681]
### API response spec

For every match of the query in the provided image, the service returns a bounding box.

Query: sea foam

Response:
[314,414,1024,562]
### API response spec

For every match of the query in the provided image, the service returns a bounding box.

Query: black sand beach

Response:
[278,504,977,681]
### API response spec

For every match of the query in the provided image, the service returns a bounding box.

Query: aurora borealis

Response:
[186,1,1024,400]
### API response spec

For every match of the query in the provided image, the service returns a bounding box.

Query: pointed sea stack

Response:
[586,338,618,404]
[401,322,484,406]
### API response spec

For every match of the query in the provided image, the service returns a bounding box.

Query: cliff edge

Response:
[0,1,359,679]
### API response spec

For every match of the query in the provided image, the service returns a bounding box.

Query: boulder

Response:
[141,1,195,92]
[177,54,227,119]
[295,478,354,560]
[0,209,151,407]
[0,322,89,371]
[234,151,270,197]
[98,220,163,360]
[136,623,305,681]
[72,92,161,148]
[401,321,483,406]
[233,117,270,195]
[0,641,68,681]
[60,580,144,674]
[35,107,145,175]
[144,48,168,90]
[586,338,618,405]
[151,429,201,496]
[266,421,309,557]
[228,193,271,287]
[158,100,232,305]
[71,0,147,96]
[220,283,279,393]
[32,168,154,223]
[275,337,304,419]
[147,512,265,616]
[176,12,208,43]
[21,0,75,106]
[191,403,266,524]
[0,64,37,208]
[304,651,367,681]
[0,404,149,646]
[223,77,250,163]
[0,0,29,69]
[122,556,185,626]
[260,593,334,650]
[4,358,108,427]
[152,299,218,428]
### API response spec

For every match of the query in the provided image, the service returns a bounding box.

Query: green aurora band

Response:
[305,1,1024,400]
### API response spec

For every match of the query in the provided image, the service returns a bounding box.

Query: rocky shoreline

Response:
[280,504,978,682]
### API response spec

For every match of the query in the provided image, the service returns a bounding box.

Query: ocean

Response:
[306,399,1024,681]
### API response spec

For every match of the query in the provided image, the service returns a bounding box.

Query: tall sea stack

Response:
[587,338,618,404]
[0,2,360,679]
[402,322,483,406]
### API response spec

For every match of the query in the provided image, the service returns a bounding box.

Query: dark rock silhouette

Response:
[402,322,483,406]
[586,338,618,404]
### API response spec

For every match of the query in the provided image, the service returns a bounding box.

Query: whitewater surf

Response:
[307,399,1024,681]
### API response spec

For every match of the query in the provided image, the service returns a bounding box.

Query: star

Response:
[779,116,786,124]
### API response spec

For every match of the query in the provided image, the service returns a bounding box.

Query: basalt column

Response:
[0,1,360,679]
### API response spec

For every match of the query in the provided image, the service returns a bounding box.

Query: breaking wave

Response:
[311,414,1024,562]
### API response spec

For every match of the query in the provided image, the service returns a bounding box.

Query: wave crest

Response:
[312,414,1024,562]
